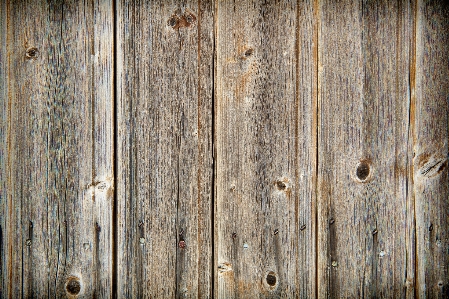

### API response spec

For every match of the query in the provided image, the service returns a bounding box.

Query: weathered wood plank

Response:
[0,0,8,296]
[116,0,214,297]
[215,0,316,297]
[414,1,449,297]
[1,0,114,297]
[317,0,413,297]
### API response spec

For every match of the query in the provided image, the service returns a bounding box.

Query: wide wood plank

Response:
[0,0,114,297]
[116,0,214,297]
[317,0,413,297]
[215,0,316,297]
[414,1,449,297]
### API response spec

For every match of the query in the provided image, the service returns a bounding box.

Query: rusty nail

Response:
[179,240,186,249]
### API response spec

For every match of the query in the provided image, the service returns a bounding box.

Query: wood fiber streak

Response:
[414,1,449,298]
[318,0,413,297]
[215,0,316,298]
[116,0,213,297]
[1,0,114,298]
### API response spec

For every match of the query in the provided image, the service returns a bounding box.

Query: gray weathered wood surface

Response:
[0,0,114,297]
[317,0,413,297]
[215,0,316,298]
[414,1,449,297]
[116,0,213,297]
[1,0,448,298]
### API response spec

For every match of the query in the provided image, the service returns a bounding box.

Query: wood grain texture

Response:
[0,0,114,297]
[215,0,316,297]
[414,1,449,297]
[115,0,214,297]
[317,0,413,297]
[0,0,8,296]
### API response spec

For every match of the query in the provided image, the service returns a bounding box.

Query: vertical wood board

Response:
[215,0,316,298]
[317,0,413,297]
[414,1,449,297]
[116,0,214,297]
[0,0,114,297]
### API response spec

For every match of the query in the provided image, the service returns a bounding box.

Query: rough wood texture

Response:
[0,0,8,295]
[414,1,449,297]
[2,1,449,298]
[0,0,114,297]
[215,0,316,297]
[116,0,214,297]
[317,0,413,297]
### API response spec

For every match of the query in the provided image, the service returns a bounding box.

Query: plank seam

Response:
[112,0,118,296]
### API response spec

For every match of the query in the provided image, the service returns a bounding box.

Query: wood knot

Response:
[275,178,289,191]
[355,159,371,182]
[168,16,179,27]
[218,262,233,274]
[263,271,278,290]
[168,10,196,30]
[66,276,81,295]
[242,48,254,59]
[416,153,447,178]
[25,47,39,59]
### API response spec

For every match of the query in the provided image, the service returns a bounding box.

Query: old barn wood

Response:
[0,0,448,298]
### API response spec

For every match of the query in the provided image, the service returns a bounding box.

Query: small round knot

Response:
[25,47,39,59]
[66,277,81,295]
[275,180,287,191]
[168,16,178,27]
[266,272,276,286]
[355,160,371,182]
[244,48,253,57]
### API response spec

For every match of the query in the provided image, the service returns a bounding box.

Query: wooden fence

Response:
[1,0,448,298]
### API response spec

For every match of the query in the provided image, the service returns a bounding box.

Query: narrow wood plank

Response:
[318,0,413,297]
[215,0,316,297]
[0,0,9,297]
[1,0,114,297]
[116,1,214,297]
[414,1,449,297]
